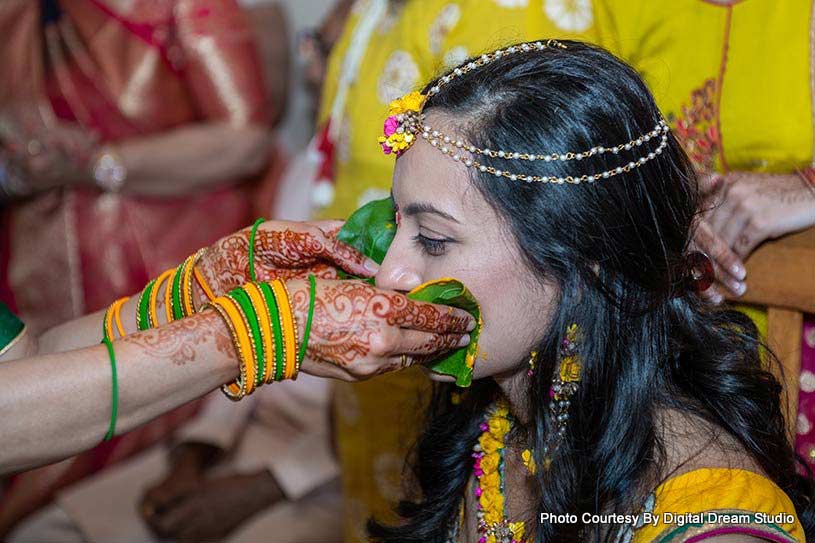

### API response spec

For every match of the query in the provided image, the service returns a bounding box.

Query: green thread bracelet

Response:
[298,274,317,364]
[229,288,265,388]
[248,217,266,282]
[101,336,118,441]
[259,282,285,381]
[137,279,156,331]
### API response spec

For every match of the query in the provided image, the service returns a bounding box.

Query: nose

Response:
[375,243,423,292]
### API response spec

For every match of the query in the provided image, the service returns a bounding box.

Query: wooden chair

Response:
[730,226,815,439]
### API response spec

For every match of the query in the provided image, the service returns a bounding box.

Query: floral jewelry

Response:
[527,350,538,377]
[541,323,581,469]
[377,40,670,185]
[472,402,527,543]
[378,91,426,155]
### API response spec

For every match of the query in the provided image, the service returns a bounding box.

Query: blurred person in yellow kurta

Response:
[310,1,591,540]
[589,0,815,471]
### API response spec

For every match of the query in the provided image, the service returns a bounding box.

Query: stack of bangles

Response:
[99,248,217,442]
[205,276,317,401]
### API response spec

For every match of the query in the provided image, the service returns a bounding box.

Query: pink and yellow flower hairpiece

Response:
[378,91,426,156]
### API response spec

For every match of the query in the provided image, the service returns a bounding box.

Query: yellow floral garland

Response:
[474,402,526,543]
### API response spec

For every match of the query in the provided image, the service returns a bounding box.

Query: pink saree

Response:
[0,0,269,532]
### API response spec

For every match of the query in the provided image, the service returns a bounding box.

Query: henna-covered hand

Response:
[195,220,379,304]
[286,279,475,381]
[693,172,815,303]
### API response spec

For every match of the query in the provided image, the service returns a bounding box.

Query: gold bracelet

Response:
[271,280,297,380]
[164,268,176,324]
[279,280,302,378]
[244,283,275,385]
[217,295,258,396]
[151,270,175,328]
[181,253,197,317]
[109,297,130,338]
[207,302,250,401]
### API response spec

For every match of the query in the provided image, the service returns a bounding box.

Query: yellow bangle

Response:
[244,283,275,384]
[280,280,301,378]
[217,295,257,396]
[192,248,216,306]
[151,270,175,328]
[164,269,176,324]
[110,297,130,338]
[181,253,196,317]
[207,302,249,400]
[271,280,297,380]
[104,304,116,342]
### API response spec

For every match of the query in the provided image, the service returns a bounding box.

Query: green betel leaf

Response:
[337,200,482,386]
[336,197,397,265]
[407,278,482,388]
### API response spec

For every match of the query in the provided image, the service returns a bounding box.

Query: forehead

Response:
[392,113,483,212]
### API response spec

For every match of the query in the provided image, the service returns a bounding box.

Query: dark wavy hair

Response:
[367,41,815,542]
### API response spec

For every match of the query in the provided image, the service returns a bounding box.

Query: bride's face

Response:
[377,113,558,381]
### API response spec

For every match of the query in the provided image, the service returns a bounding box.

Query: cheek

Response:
[470,276,538,378]
[449,261,553,380]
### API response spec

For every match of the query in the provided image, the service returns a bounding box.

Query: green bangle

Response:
[298,274,317,364]
[101,336,119,442]
[259,282,285,382]
[248,217,266,282]
[171,257,189,322]
[137,279,157,331]
[229,288,265,388]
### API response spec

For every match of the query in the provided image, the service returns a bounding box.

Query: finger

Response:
[310,263,341,279]
[694,220,745,283]
[393,329,470,356]
[322,235,380,277]
[706,285,725,305]
[398,297,476,334]
[706,181,739,237]
[715,204,750,254]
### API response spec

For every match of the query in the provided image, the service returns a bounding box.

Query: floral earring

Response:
[542,323,582,469]
[527,350,538,377]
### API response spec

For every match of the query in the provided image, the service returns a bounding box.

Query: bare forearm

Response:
[37,268,210,355]
[113,122,271,196]
[0,310,237,474]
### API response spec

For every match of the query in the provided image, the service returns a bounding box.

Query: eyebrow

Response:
[402,201,461,224]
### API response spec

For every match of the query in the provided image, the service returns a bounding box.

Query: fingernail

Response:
[732,282,746,296]
[466,319,476,332]
[363,259,380,273]
[458,334,471,347]
[731,264,746,280]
